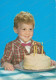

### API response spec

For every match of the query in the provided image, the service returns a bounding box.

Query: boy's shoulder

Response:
[6,37,18,46]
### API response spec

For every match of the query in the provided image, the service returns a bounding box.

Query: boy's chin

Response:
[22,39,31,43]
[23,40,29,42]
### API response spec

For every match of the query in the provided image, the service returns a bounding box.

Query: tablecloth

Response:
[0,66,56,80]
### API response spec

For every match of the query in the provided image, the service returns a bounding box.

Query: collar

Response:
[16,36,34,45]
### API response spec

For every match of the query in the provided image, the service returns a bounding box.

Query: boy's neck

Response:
[19,38,31,43]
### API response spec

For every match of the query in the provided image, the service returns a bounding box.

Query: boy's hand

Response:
[14,64,20,69]
[2,62,14,71]
[51,60,56,66]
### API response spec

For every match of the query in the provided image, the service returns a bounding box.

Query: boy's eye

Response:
[22,29,26,30]
[30,29,33,30]
[22,28,33,31]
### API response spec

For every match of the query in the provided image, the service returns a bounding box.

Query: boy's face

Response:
[17,23,34,43]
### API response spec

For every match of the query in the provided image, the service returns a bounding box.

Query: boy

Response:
[1,11,56,71]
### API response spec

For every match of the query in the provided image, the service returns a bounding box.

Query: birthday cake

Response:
[23,54,51,70]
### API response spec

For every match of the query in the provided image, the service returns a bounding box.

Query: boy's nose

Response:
[26,30,30,34]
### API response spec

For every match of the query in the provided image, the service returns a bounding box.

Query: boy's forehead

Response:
[18,23,33,28]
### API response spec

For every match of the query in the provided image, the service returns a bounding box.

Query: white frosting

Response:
[23,54,51,70]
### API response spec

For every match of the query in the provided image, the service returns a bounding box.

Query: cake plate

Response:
[15,66,56,72]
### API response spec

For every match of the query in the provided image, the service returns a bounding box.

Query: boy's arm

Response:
[1,42,13,66]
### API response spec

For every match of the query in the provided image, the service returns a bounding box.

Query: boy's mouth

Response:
[24,36,30,38]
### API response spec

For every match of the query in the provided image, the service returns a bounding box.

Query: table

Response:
[0,66,56,80]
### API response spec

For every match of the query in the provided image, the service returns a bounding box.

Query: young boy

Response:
[1,11,56,71]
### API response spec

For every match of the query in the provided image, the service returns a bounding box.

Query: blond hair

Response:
[14,11,35,28]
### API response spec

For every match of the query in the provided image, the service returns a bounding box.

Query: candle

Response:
[42,42,43,55]
[36,46,37,54]
[34,42,37,55]
[34,45,35,56]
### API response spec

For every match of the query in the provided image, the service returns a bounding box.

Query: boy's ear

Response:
[13,27,18,33]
